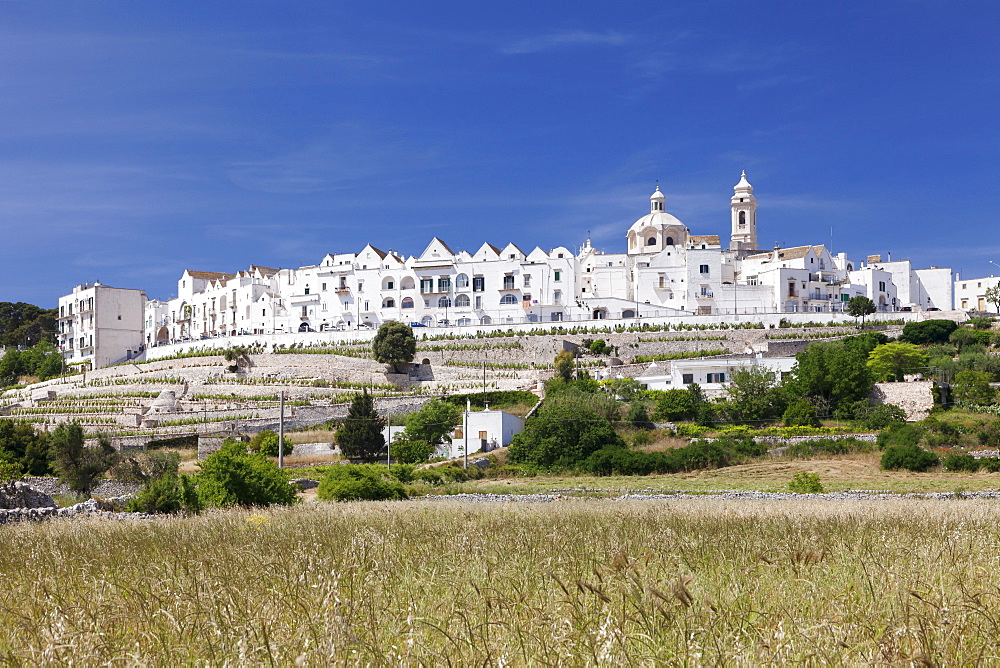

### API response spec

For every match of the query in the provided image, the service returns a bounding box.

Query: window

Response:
[455,294,470,308]
[322,283,327,291]
[475,296,482,309]
[707,373,726,383]
[304,286,310,295]
[554,270,561,282]
[401,297,414,309]
[550,312,563,321]
[699,265,709,274]
[738,211,746,227]
[420,279,433,293]
[438,297,451,308]
[383,298,395,308]
[386,280,394,290]
[553,290,562,305]
[682,374,694,384]
[523,275,531,287]
[665,237,674,246]
[301,306,308,317]
[500,294,518,305]
[647,237,656,246]
[879,281,886,292]
[472,276,485,292]
[438,277,451,292]
[456,274,469,288]
[503,275,515,290]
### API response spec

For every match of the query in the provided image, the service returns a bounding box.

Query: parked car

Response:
[926,307,941,311]
[358,322,375,330]
[409,322,427,327]
[899,306,912,312]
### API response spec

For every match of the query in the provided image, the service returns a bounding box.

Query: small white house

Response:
[638,356,798,397]
[448,409,525,459]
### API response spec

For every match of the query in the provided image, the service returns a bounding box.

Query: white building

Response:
[637,356,798,397]
[954,274,1000,312]
[866,257,953,311]
[449,408,525,458]
[57,283,146,369]
[140,173,950,345]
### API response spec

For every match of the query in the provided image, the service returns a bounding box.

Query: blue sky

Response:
[1,1,997,304]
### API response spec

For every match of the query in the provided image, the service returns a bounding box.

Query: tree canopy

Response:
[49,424,119,496]
[866,342,929,382]
[403,399,461,445]
[786,334,880,416]
[899,319,958,345]
[335,391,386,460]
[371,321,416,373]
[847,296,876,327]
[508,394,624,468]
[0,302,57,348]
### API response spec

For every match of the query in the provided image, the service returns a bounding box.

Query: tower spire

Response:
[729,170,758,253]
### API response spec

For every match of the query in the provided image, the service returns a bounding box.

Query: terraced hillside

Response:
[0,323,889,443]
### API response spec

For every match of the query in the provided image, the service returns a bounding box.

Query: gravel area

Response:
[419,489,1000,503]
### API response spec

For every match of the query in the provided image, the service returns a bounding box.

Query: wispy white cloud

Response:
[500,30,630,55]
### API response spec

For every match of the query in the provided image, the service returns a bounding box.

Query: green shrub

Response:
[782,398,820,427]
[626,402,654,430]
[788,472,824,493]
[390,438,436,464]
[197,440,297,508]
[942,454,981,472]
[784,437,876,458]
[126,474,201,514]
[249,430,293,458]
[317,465,407,501]
[388,463,416,483]
[877,423,924,450]
[981,457,1000,473]
[880,443,939,472]
[0,457,22,483]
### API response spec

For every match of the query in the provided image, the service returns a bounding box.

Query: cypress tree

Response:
[335,391,386,460]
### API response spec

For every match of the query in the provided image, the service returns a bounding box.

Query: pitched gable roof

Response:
[185,270,235,281]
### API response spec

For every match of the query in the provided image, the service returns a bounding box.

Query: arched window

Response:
[383,298,395,308]
[500,294,518,305]
[455,273,469,289]
[401,297,414,309]
[457,317,471,326]
[480,316,492,325]
[382,276,395,290]
[665,237,674,246]
[400,277,415,290]
[455,294,470,308]
[592,309,606,320]
[622,310,635,318]
[738,211,746,227]
[647,237,657,246]
[421,316,433,326]
[438,297,451,308]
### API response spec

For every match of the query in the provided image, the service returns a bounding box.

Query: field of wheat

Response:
[1,498,999,664]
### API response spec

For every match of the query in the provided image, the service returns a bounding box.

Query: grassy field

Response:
[2,499,1000,664]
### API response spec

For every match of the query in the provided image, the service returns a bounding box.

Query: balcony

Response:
[334,286,351,295]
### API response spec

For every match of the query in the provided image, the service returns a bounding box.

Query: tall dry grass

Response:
[1,499,999,664]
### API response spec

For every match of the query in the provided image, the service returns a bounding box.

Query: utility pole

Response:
[463,398,470,469]
[278,391,285,468]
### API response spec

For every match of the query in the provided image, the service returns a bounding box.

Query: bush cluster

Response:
[582,437,767,476]
[316,465,407,502]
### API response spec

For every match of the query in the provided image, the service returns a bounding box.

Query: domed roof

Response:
[628,211,685,235]
[629,186,685,234]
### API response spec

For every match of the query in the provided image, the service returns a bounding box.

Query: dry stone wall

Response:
[872,381,937,421]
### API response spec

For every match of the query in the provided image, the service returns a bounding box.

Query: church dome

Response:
[627,210,685,235]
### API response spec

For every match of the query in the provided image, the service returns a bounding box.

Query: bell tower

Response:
[730,170,758,252]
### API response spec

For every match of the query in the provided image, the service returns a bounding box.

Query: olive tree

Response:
[372,321,416,373]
